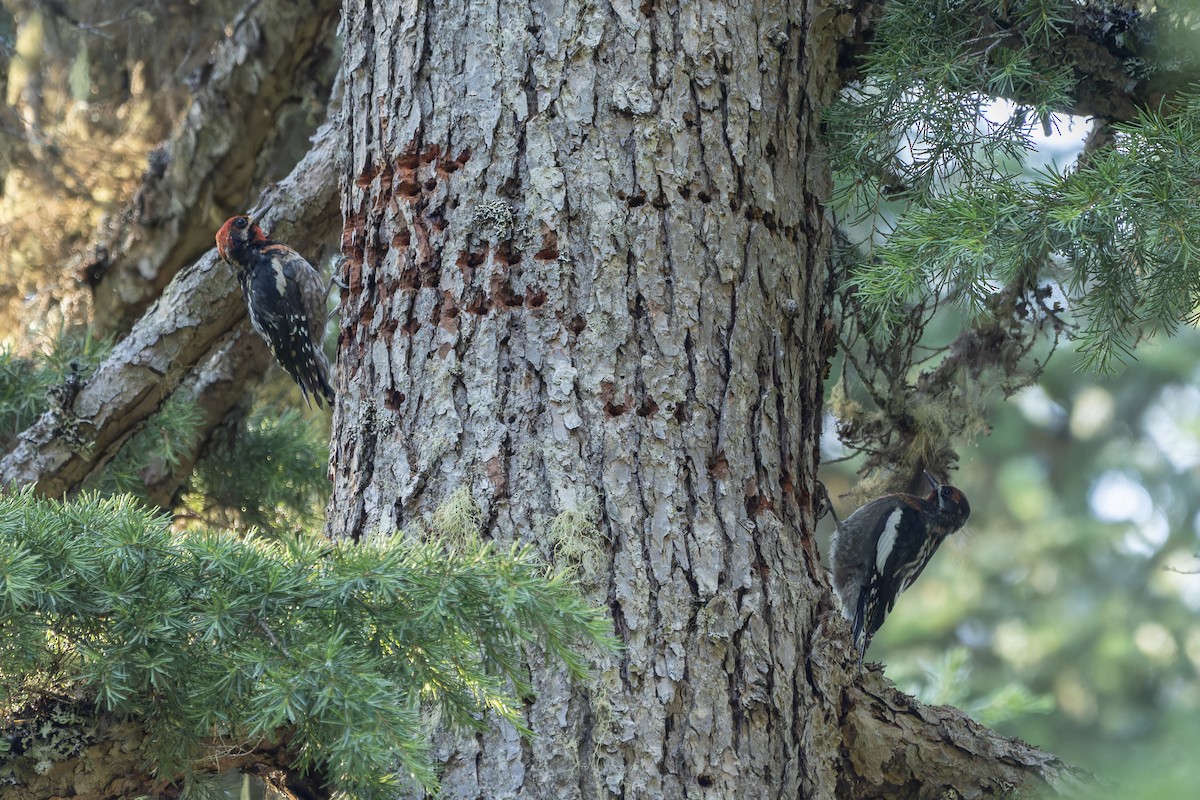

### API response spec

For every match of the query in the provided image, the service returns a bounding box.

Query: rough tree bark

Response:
[332,1,1078,797]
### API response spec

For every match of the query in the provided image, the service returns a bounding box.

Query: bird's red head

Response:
[215,214,267,262]
[923,471,970,527]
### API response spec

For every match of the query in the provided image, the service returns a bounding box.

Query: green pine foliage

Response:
[821,3,1200,774]
[852,96,1200,370]
[82,392,205,500]
[827,0,1200,371]
[825,0,1073,221]
[0,490,618,797]
[189,407,331,534]
[0,328,111,449]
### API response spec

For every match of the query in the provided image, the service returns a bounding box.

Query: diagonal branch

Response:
[807,618,1090,796]
[843,668,1090,796]
[76,0,340,338]
[0,120,340,499]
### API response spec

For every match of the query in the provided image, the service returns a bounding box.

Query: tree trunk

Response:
[335,0,838,795]
[332,1,1088,797]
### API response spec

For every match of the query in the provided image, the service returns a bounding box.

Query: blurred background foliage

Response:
[821,130,1200,797]
[818,2,1200,793]
[0,0,244,341]
[826,334,1200,796]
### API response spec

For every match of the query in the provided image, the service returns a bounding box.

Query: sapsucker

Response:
[215,214,335,408]
[829,472,970,660]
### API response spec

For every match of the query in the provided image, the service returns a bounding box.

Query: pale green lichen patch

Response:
[547,500,604,582]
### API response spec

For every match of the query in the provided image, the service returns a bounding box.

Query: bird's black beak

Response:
[924,470,940,490]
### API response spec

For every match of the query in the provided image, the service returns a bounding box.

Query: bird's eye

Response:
[234,217,248,229]
[941,486,954,498]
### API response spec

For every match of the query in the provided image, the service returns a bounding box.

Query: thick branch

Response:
[0,121,340,498]
[1,700,325,800]
[841,668,1089,797]
[77,0,339,337]
[0,252,242,496]
[804,616,1088,798]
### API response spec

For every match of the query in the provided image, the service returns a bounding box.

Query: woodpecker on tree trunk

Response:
[830,472,971,660]
[215,214,335,409]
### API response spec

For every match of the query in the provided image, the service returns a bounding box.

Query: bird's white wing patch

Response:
[273,260,288,297]
[875,508,905,574]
